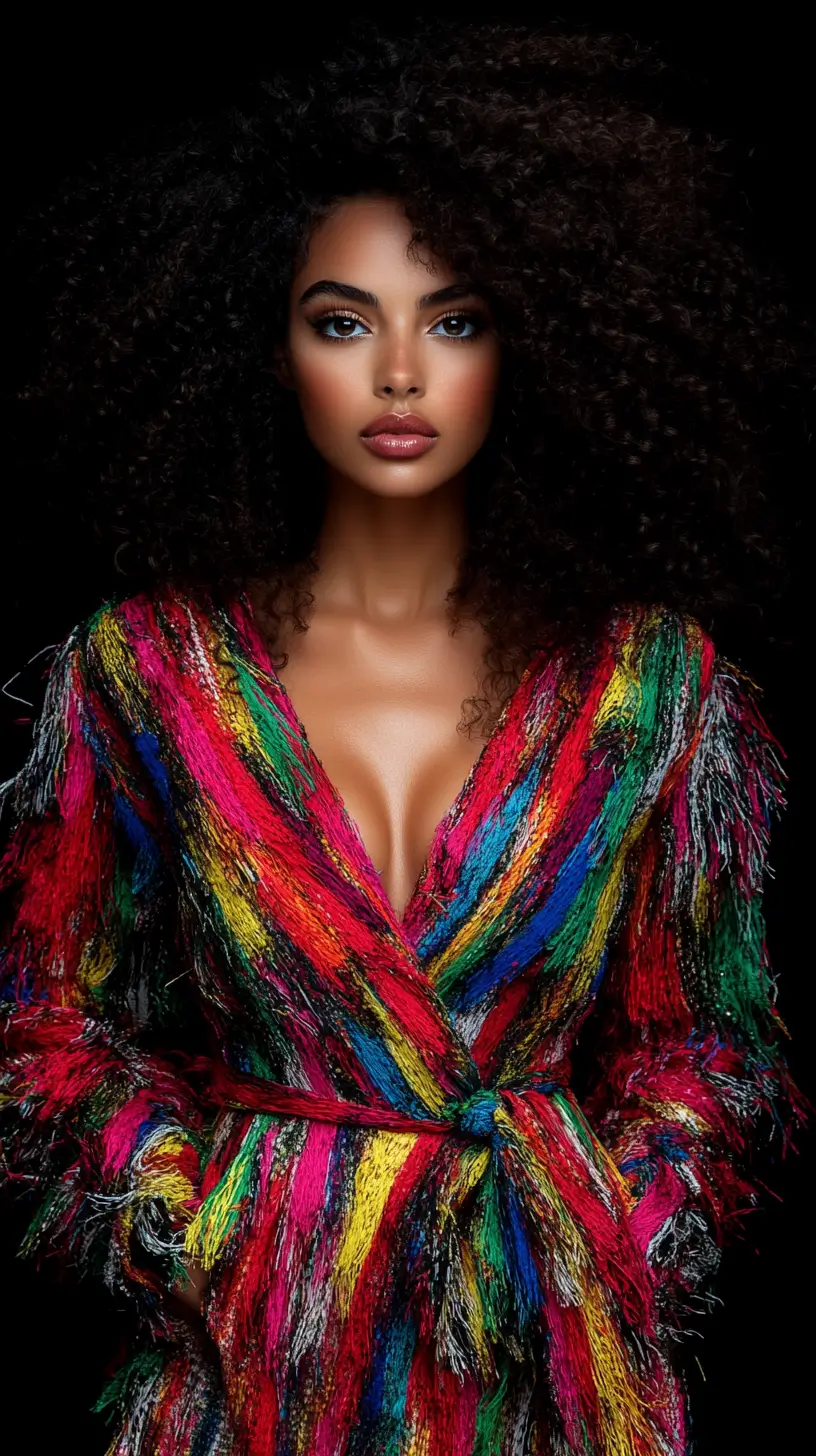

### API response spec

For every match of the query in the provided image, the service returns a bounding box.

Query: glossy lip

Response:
[360,411,438,438]
[361,433,438,459]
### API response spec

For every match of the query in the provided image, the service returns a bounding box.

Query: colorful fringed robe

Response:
[0,585,804,1456]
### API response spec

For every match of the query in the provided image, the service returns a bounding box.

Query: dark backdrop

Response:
[2,17,811,1454]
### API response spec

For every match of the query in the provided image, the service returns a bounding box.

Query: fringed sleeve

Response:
[0,610,209,1333]
[581,641,807,1330]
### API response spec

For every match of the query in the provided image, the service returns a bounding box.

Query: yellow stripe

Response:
[193,831,347,970]
[694,872,710,930]
[208,631,272,756]
[460,1235,492,1382]
[91,608,131,691]
[357,979,451,1116]
[138,1130,199,1221]
[645,1097,709,1137]
[185,1123,267,1269]
[583,1279,657,1454]
[405,1430,431,1456]
[594,633,641,732]
[78,937,118,994]
[333,1130,418,1318]
[195,838,271,960]
[441,1144,492,1220]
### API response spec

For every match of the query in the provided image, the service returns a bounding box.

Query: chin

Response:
[351,453,468,498]
[356,473,455,499]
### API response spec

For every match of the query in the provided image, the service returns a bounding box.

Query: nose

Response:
[373,326,425,401]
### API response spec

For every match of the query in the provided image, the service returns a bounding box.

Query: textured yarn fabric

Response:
[0,584,804,1455]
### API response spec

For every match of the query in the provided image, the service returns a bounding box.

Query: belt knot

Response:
[453,1088,501,1139]
[449,1072,567,1140]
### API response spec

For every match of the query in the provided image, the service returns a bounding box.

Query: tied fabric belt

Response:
[208,1060,566,1141]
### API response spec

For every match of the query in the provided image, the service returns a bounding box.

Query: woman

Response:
[0,23,806,1456]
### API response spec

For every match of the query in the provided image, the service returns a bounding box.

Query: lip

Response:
[361,433,439,459]
[360,410,439,461]
[361,411,438,437]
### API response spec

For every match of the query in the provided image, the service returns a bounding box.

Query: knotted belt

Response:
[208,1060,565,1140]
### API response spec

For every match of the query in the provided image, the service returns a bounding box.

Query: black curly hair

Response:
[10,19,810,727]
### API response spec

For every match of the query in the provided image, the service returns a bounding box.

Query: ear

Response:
[272,343,296,391]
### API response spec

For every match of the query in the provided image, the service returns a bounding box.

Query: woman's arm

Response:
[0,611,211,1333]
[578,649,807,1326]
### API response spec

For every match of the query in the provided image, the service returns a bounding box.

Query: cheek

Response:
[292,353,362,430]
[438,350,502,429]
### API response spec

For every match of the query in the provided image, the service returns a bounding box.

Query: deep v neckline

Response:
[230,588,544,933]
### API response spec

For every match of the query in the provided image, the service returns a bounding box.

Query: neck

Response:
[311,469,468,623]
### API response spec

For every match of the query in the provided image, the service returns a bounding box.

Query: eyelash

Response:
[307,308,489,344]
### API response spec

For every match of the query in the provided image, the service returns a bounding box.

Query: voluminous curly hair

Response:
[10,20,810,725]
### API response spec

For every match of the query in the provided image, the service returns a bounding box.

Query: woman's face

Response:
[280,195,502,498]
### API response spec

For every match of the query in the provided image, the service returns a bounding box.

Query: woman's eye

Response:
[310,310,487,341]
[429,314,484,340]
[313,313,369,340]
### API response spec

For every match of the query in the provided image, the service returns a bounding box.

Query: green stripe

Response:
[232,656,315,804]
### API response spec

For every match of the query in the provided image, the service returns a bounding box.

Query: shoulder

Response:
[38,583,229,742]
[611,601,716,688]
[82,581,214,644]
[73,581,222,681]
[604,601,716,736]
[610,603,782,818]
[614,601,777,741]
[2,585,193,826]
[599,602,724,796]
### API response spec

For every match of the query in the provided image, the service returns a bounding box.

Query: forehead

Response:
[293,195,455,294]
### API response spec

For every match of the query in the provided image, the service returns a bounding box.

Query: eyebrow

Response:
[297,279,486,310]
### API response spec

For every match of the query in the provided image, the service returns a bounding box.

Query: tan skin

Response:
[172,194,502,1318]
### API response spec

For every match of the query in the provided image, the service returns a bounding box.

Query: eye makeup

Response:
[306,306,491,344]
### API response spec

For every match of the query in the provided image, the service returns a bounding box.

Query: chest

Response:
[273,617,495,921]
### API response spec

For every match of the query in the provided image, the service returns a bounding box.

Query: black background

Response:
[2,16,812,1453]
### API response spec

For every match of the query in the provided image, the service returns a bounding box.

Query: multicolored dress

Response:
[0,584,804,1455]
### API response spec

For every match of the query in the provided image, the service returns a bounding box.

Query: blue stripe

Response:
[357,1313,416,1447]
[451,822,598,1011]
[417,770,542,960]
[501,1174,543,1325]
[345,1022,431,1118]
[132,730,173,807]
[113,794,163,895]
